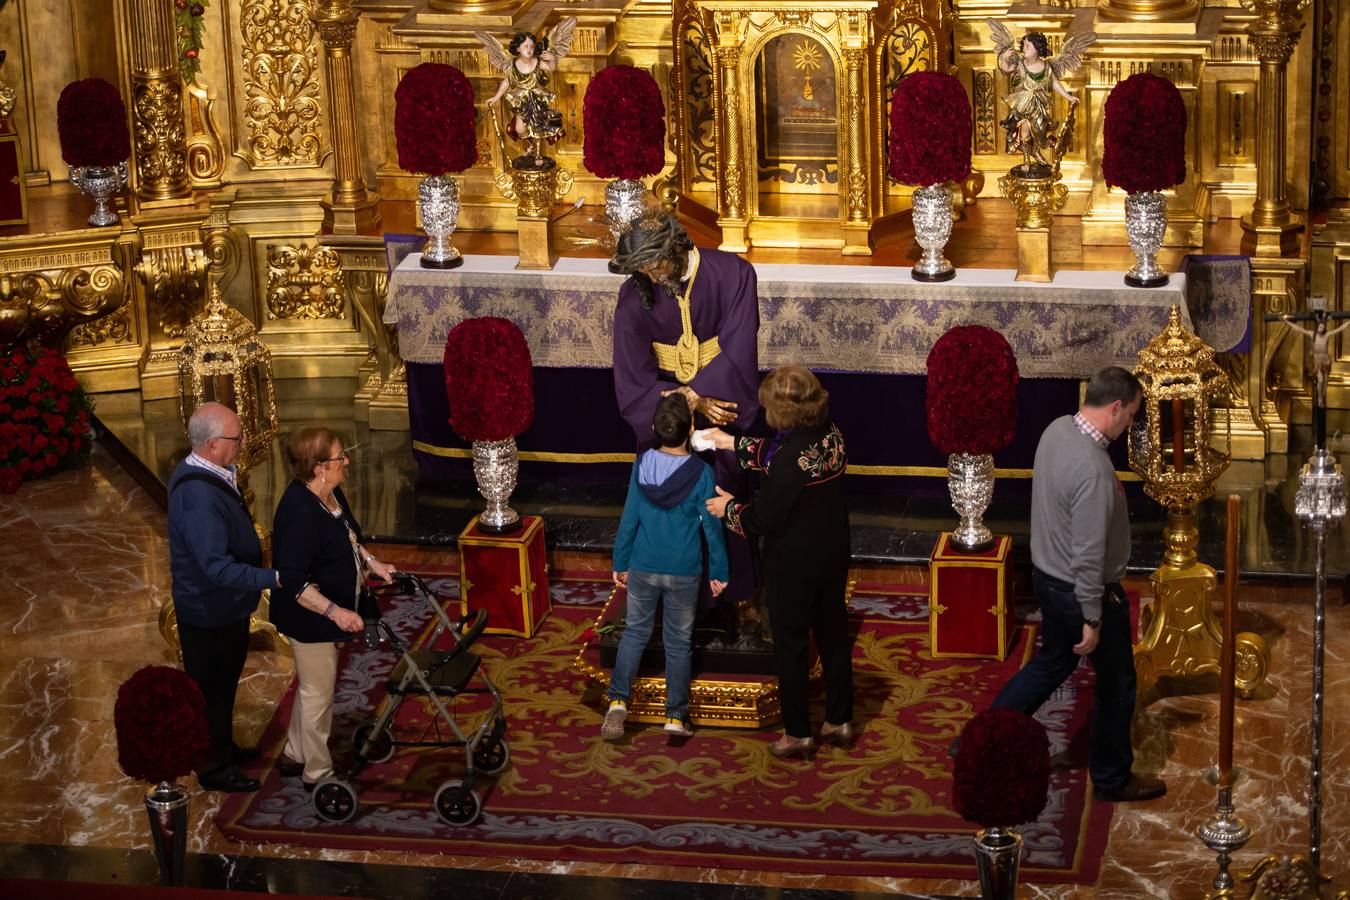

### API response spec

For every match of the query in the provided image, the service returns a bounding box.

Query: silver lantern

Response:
[605,179,648,273]
[911,183,956,282]
[973,827,1023,900]
[948,452,995,552]
[1124,190,1168,288]
[69,161,128,227]
[472,438,521,534]
[418,174,463,269]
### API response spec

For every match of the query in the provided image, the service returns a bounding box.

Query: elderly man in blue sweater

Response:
[167,402,280,793]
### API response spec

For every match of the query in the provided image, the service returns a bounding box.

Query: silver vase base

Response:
[1125,272,1169,288]
[476,517,523,536]
[912,266,956,283]
[949,535,995,553]
[421,249,463,270]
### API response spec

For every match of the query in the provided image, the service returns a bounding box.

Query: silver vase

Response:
[472,437,521,534]
[948,452,995,552]
[1124,190,1168,288]
[69,161,128,227]
[605,178,648,273]
[911,183,955,282]
[973,826,1023,900]
[418,174,463,269]
[144,780,189,886]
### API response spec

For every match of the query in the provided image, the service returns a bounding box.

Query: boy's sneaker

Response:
[663,717,694,738]
[601,702,627,741]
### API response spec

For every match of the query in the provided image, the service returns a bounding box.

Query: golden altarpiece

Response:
[0,0,1345,458]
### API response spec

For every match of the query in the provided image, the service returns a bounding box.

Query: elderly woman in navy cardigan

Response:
[269,426,395,789]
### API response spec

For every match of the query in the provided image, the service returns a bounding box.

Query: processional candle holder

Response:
[1127,306,1269,704]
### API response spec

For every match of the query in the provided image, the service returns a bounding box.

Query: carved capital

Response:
[135,246,209,339]
[312,15,358,50]
[132,78,190,201]
[998,172,1068,229]
[266,244,343,320]
[497,167,573,218]
[1242,0,1310,62]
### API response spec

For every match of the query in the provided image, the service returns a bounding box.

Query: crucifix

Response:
[1267,297,1350,450]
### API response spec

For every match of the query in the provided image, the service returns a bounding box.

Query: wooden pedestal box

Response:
[928,533,1013,660]
[458,515,551,638]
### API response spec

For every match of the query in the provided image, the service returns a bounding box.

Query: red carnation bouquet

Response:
[444,317,534,442]
[583,65,666,180]
[395,63,478,176]
[888,72,972,187]
[926,325,1018,455]
[953,709,1051,828]
[57,78,131,169]
[0,345,95,494]
[114,666,211,784]
[1102,72,1187,194]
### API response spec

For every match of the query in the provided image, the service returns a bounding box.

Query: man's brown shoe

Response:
[1095,774,1166,802]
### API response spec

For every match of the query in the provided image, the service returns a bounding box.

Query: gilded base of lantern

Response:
[998,169,1068,231]
[1015,227,1052,283]
[575,658,783,729]
[1134,508,1270,704]
[1203,855,1349,900]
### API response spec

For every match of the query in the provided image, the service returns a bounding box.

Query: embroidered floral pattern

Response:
[724,499,745,537]
[735,435,769,472]
[797,425,846,481]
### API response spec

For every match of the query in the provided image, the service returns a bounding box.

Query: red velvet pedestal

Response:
[928,533,1013,660]
[0,117,28,225]
[458,515,551,638]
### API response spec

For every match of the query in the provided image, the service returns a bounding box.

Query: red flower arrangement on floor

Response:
[56,78,131,169]
[953,709,1051,828]
[114,665,211,784]
[888,72,973,187]
[582,65,666,181]
[1102,72,1188,194]
[0,345,95,494]
[394,63,478,176]
[444,317,534,442]
[925,325,1019,455]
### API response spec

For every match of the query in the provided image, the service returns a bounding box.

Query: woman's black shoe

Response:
[277,756,305,779]
[198,767,261,793]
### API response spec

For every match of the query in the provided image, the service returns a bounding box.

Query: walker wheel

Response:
[473,738,511,776]
[312,777,359,823]
[353,722,396,764]
[433,779,481,826]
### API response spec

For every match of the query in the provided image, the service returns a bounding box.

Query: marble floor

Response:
[2,445,1349,896]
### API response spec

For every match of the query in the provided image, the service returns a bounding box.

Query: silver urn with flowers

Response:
[925,325,1019,552]
[418,175,464,270]
[56,76,133,227]
[953,710,1052,900]
[445,316,535,535]
[113,665,213,887]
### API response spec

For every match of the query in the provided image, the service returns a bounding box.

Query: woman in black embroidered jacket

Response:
[705,365,854,758]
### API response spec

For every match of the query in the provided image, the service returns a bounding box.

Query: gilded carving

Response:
[682,20,718,188]
[203,203,241,285]
[973,71,996,154]
[266,244,344,320]
[186,80,227,188]
[135,246,209,339]
[132,78,190,199]
[240,0,325,167]
[844,47,867,222]
[717,45,744,219]
[495,167,574,218]
[69,310,132,348]
[0,266,126,348]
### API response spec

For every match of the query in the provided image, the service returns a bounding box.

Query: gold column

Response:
[1240,0,1309,257]
[311,0,382,234]
[122,0,190,204]
[841,45,871,256]
[1096,0,1199,23]
[715,36,748,253]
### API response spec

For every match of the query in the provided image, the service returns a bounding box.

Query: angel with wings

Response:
[987,19,1096,172]
[477,18,577,168]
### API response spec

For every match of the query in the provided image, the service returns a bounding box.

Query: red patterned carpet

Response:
[217,573,1113,883]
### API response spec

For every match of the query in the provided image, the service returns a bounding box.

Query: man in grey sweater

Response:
[990,366,1165,802]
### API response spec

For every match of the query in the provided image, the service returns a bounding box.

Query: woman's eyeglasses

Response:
[319,443,360,464]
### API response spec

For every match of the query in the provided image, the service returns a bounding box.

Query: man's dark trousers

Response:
[178,617,250,775]
[990,568,1135,791]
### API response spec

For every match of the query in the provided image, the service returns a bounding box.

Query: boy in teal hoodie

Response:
[604,393,728,740]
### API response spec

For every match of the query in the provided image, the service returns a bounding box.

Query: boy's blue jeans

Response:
[608,571,699,722]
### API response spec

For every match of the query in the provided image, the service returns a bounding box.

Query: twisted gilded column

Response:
[843,48,867,225]
[311,0,381,233]
[715,43,747,252]
[122,0,190,203]
[1240,0,1309,256]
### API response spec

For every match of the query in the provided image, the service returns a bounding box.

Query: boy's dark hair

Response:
[653,393,693,449]
[1084,366,1143,409]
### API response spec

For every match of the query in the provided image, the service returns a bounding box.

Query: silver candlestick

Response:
[1198,769,1250,893]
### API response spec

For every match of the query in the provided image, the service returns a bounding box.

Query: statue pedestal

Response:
[1015,227,1052,283]
[515,216,555,270]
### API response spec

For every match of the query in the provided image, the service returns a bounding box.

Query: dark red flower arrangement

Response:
[395,63,478,177]
[888,72,972,187]
[582,65,666,181]
[56,78,131,169]
[0,345,95,495]
[444,317,534,442]
[925,325,1019,455]
[1102,72,1187,194]
[953,709,1051,828]
[114,665,211,784]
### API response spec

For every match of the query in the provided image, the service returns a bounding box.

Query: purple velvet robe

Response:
[612,246,760,442]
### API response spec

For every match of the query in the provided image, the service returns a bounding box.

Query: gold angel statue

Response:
[477,18,577,170]
[987,20,1096,174]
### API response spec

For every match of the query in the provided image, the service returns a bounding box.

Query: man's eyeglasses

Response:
[319,443,360,464]
[216,434,244,443]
